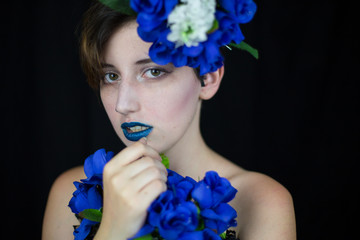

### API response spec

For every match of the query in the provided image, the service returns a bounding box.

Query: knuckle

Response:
[142,156,155,166]
[108,174,118,187]
[102,162,112,176]
[106,173,123,190]
[148,166,163,178]
[152,179,167,192]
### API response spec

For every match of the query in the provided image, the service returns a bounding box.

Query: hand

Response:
[94,138,167,240]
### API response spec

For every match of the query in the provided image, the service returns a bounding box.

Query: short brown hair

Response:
[79,1,136,90]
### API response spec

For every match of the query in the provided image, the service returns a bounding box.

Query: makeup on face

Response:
[101,22,203,152]
[121,122,153,141]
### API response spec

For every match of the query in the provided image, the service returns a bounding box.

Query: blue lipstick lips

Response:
[121,122,153,141]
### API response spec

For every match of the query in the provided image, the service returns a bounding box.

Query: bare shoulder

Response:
[229,170,296,240]
[42,166,86,240]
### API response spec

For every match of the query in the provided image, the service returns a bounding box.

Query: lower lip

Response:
[121,122,153,142]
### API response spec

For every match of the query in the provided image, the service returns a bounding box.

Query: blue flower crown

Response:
[99,0,258,75]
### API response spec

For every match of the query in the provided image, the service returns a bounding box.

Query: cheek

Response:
[100,88,114,116]
[146,79,200,127]
[170,85,199,119]
[100,88,122,132]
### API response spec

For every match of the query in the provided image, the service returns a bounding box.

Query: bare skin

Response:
[42,21,296,240]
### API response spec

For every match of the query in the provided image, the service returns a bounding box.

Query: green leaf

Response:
[196,217,205,231]
[160,154,169,169]
[220,231,227,239]
[99,0,136,16]
[207,20,219,34]
[79,209,102,222]
[229,41,259,59]
[132,234,153,240]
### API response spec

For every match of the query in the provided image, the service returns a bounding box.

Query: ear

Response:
[199,65,224,100]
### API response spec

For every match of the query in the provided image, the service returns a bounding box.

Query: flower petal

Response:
[87,185,103,210]
[201,203,237,223]
[92,149,107,175]
[83,154,94,179]
[182,45,204,57]
[202,228,222,240]
[192,181,213,209]
[178,230,205,240]
[73,219,97,240]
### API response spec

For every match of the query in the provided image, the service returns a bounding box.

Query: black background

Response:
[2,0,359,239]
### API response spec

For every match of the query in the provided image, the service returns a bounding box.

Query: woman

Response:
[42,1,296,239]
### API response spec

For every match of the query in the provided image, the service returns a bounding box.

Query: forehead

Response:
[102,21,152,65]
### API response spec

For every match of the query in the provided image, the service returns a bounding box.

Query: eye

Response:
[104,72,120,83]
[143,68,165,78]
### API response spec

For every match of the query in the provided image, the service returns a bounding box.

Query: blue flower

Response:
[175,176,196,200]
[148,31,175,65]
[131,0,177,32]
[69,183,103,240]
[131,0,224,76]
[216,11,245,46]
[69,182,103,214]
[157,201,200,240]
[167,169,196,201]
[148,190,174,227]
[201,203,237,234]
[137,21,168,42]
[176,228,223,240]
[73,219,98,240]
[128,0,257,76]
[82,149,113,186]
[191,171,237,209]
[193,32,224,75]
[145,185,201,240]
[202,228,222,240]
[218,0,257,24]
[167,169,185,185]
[177,230,205,240]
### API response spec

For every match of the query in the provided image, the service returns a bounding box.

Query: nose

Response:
[115,81,140,115]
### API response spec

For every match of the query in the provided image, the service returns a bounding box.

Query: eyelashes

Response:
[103,67,172,84]
[143,68,165,78]
[104,72,120,83]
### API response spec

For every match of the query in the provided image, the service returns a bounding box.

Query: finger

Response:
[104,141,161,176]
[138,179,167,209]
[124,156,168,180]
[107,165,166,210]
[107,156,167,186]
[131,165,167,192]
[122,141,161,163]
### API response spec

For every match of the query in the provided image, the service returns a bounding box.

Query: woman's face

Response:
[100,21,202,153]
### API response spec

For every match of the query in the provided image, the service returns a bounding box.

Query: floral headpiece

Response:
[99,0,258,75]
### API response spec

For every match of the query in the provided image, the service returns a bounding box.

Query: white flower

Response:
[167,0,216,48]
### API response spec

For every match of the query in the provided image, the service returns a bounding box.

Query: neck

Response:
[163,102,217,179]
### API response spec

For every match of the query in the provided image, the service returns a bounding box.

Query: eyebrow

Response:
[135,58,153,65]
[101,62,115,69]
[100,58,154,69]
